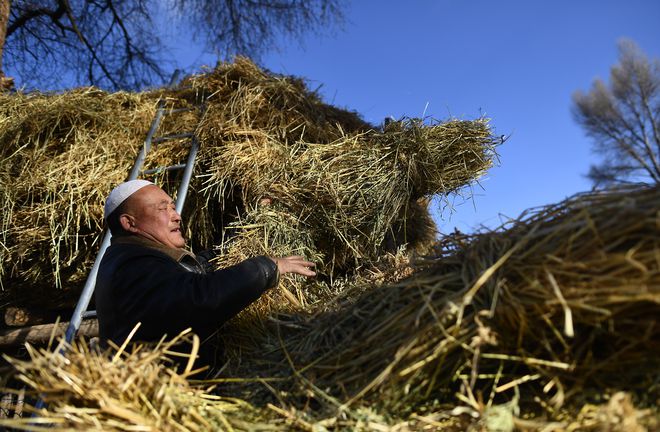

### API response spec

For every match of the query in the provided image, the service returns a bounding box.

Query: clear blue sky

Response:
[159,1,660,233]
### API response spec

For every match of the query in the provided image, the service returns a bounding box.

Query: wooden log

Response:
[4,307,47,327]
[0,319,98,347]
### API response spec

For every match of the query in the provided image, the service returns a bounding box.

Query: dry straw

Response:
[217,185,660,427]
[0,89,157,294]
[0,329,275,431]
[0,58,497,313]
[1,186,658,430]
[207,118,493,271]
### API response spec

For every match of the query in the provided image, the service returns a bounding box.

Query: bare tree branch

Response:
[171,0,344,60]
[6,3,66,37]
[62,0,119,88]
[2,0,344,90]
[573,39,660,187]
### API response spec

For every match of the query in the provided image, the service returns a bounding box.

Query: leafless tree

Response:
[172,0,343,63]
[1,0,344,90]
[573,39,660,186]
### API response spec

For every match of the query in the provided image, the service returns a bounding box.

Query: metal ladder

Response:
[62,70,204,344]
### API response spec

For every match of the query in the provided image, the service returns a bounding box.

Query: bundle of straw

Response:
[206,118,494,273]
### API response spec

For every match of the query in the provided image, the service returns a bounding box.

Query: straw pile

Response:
[209,119,487,269]
[0,89,156,299]
[218,184,660,427]
[1,185,658,430]
[0,330,276,431]
[0,58,496,311]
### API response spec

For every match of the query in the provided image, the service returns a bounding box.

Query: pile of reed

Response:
[0,58,497,311]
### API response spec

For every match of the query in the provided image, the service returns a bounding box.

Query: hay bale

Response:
[0,58,497,312]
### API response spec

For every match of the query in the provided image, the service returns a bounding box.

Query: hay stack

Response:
[2,185,658,431]
[0,89,156,297]
[0,58,497,311]
[219,185,660,425]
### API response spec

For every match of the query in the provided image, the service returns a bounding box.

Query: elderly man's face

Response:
[121,185,186,249]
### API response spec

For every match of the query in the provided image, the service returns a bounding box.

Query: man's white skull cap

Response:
[104,180,154,220]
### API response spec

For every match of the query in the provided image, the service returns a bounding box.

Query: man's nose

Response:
[172,210,181,222]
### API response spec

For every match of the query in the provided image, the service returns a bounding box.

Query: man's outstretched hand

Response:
[271,256,316,277]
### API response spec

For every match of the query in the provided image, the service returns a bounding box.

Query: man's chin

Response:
[172,235,186,249]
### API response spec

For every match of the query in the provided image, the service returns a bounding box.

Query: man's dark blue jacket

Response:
[95,236,278,346]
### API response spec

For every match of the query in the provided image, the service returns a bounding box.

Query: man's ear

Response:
[119,214,138,233]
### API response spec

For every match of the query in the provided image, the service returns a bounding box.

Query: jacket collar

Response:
[111,235,197,263]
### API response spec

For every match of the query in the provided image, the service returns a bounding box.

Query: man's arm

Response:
[112,254,279,341]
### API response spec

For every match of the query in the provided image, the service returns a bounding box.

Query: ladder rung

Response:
[142,164,186,175]
[153,132,194,143]
[82,310,97,319]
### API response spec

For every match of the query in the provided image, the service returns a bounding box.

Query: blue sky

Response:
[171,0,660,234]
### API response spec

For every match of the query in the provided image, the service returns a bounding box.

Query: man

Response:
[95,179,315,351]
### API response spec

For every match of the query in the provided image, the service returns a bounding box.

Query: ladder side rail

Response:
[126,68,181,181]
[63,232,111,343]
[175,135,200,214]
[126,107,164,180]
